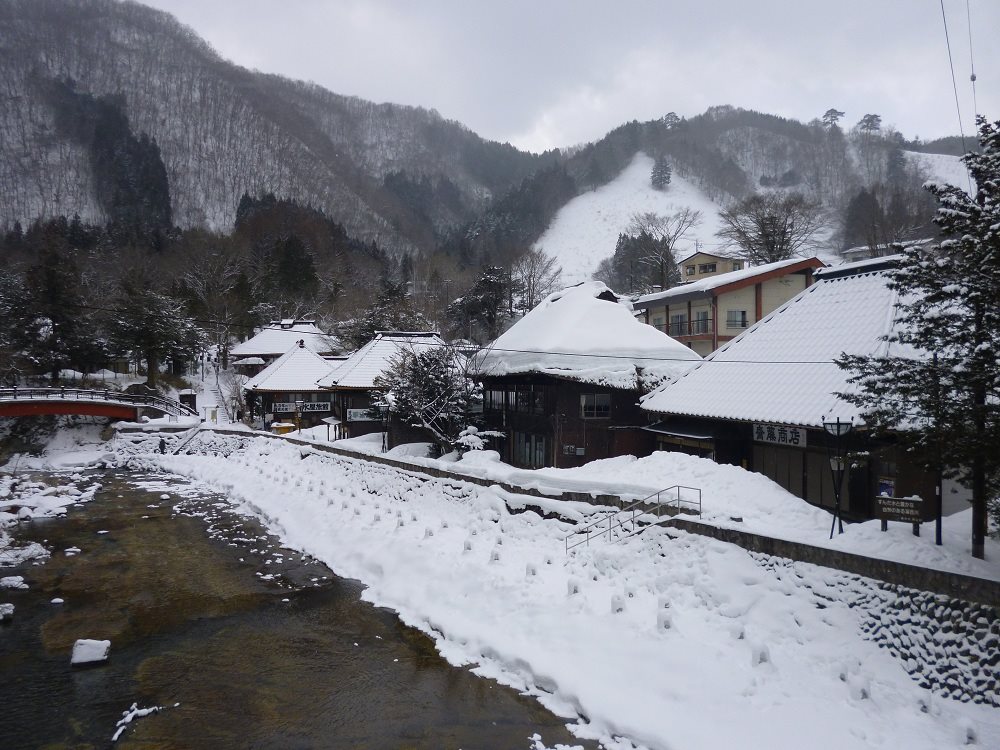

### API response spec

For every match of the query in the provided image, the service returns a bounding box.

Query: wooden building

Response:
[231,319,339,366]
[243,340,337,430]
[640,258,941,521]
[317,332,446,440]
[473,282,701,469]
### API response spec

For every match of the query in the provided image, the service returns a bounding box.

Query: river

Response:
[0,470,593,749]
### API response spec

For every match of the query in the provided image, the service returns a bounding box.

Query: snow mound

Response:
[71,638,110,665]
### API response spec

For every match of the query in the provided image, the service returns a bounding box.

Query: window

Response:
[698,263,717,273]
[580,393,611,419]
[693,310,710,334]
[484,390,505,412]
[726,310,748,329]
[652,315,665,331]
[511,385,545,414]
[669,313,688,336]
[731,261,743,271]
[685,265,696,276]
[513,432,548,468]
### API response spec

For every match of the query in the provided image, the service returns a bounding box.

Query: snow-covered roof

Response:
[641,257,915,427]
[245,341,337,393]
[231,320,337,358]
[232,356,265,366]
[318,332,445,390]
[472,281,702,390]
[634,257,824,306]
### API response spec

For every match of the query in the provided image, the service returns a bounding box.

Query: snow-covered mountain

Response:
[0,0,968,272]
[0,0,545,253]
[534,153,728,283]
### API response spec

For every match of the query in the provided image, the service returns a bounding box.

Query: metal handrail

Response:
[0,387,197,417]
[564,484,702,553]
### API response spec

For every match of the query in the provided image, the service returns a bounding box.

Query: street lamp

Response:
[295,400,304,433]
[822,416,853,538]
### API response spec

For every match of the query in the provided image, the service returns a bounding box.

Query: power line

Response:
[56,302,916,369]
[966,0,978,118]
[939,0,975,195]
[255,324,895,367]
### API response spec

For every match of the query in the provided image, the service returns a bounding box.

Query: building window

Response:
[580,393,611,419]
[511,385,545,414]
[513,431,548,468]
[693,310,710,333]
[726,310,748,329]
[698,263,717,273]
[685,265,696,276]
[731,261,743,271]
[484,389,505,411]
[669,313,688,336]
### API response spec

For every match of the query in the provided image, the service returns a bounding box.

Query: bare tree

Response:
[716,192,824,264]
[627,209,702,289]
[512,248,562,313]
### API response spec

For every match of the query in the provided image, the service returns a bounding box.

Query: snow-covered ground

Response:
[906,150,971,192]
[310,430,1000,582]
[5,422,999,749]
[533,153,729,284]
[93,429,999,750]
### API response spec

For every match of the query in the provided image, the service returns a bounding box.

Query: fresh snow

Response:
[533,153,729,285]
[473,281,700,390]
[906,151,971,193]
[96,430,998,750]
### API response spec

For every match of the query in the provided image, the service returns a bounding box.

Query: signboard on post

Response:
[875,495,923,535]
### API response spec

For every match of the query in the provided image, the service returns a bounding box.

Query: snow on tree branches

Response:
[373,344,481,450]
[837,115,1000,559]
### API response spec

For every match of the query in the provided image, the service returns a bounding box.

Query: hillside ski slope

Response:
[533,152,729,284]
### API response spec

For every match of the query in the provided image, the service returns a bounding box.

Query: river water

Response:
[0,471,592,749]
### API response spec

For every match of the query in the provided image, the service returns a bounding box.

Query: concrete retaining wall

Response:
[131,425,1000,608]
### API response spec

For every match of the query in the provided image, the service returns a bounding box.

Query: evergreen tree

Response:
[444,266,512,342]
[821,108,845,128]
[651,155,672,190]
[336,282,429,350]
[7,247,104,381]
[110,283,203,389]
[837,116,1000,559]
[842,188,884,252]
[373,344,480,450]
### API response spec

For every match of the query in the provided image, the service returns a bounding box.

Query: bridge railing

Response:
[0,387,198,417]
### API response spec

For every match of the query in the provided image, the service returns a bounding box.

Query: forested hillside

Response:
[0,0,972,374]
[0,0,548,254]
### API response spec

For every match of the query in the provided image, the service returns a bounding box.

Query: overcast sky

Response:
[142,0,996,153]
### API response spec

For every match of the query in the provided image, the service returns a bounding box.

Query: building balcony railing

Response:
[653,319,714,337]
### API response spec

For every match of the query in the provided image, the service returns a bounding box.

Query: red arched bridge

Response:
[0,387,198,421]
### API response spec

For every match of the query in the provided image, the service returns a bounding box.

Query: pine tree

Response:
[651,155,672,190]
[445,267,512,342]
[837,116,1000,559]
[373,345,480,449]
[110,283,204,389]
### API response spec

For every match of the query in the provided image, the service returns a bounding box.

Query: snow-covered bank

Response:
[109,432,998,750]
[297,428,1000,582]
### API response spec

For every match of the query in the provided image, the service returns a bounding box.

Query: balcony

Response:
[653,319,713,337]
